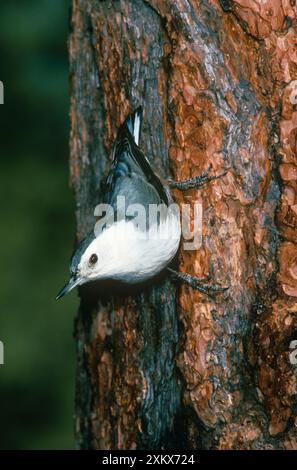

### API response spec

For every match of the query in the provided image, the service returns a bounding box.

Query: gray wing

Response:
[70,108,169,273]
[104,107,169,213]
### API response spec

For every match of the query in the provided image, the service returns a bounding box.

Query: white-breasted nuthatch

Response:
[56,107,226,300]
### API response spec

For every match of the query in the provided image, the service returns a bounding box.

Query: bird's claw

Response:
[168,165,227,190]
[167,268,228,297]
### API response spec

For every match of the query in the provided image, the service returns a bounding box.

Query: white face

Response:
[77,238,106,283]
[75,221,131,284]
[56,235,109,300]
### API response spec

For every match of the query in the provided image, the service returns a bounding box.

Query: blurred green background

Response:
[0,0,77,449]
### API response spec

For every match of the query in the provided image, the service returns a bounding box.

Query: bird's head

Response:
[56,233,106,300]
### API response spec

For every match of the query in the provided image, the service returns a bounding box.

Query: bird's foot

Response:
[168,165,227,191]
[167,267,228,297]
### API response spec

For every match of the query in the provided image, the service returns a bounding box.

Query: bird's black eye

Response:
[89,253,98,265]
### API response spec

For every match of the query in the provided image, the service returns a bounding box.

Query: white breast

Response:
[98,207,181,283]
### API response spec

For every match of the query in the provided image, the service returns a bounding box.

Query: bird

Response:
[56,107,226,300]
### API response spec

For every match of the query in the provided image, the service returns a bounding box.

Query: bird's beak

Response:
[56,276,81,301]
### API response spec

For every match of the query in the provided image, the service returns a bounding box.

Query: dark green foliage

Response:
[0,0,75,449]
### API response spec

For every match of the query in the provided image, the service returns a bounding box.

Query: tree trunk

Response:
[69,0,297,450]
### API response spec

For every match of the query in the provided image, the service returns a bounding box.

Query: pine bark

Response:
[69,0,297,450]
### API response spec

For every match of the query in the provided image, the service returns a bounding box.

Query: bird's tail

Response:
[125,106,142,146]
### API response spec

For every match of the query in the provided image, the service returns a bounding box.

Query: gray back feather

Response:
[70,108,170,271]
[104,107,169,213]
